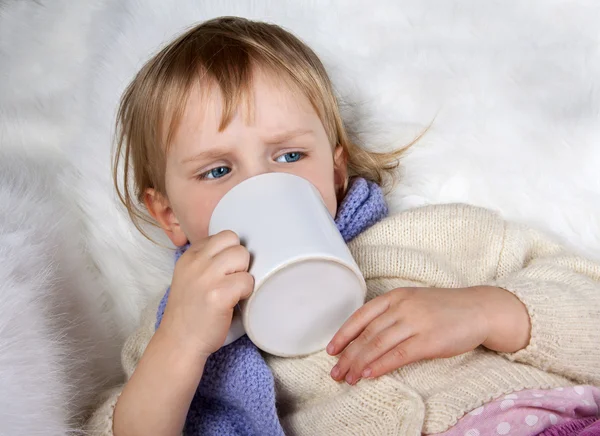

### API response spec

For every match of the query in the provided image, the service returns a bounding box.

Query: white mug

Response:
[209,172,366,357]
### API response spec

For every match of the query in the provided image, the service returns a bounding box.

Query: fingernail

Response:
[362,368,372,379]
[345,373,353,385]
[326,343,335,354]
[331,365,339,379]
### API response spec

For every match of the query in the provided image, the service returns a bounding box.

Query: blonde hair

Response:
[114,16,414,237]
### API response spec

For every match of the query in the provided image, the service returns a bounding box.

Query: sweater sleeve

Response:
[489,221,600,385]
[84,298,159,435]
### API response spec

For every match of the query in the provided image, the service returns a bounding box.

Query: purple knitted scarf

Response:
[155,177,387,435]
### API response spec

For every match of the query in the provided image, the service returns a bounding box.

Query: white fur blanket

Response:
[0,150,121,435]
[1,0,599,433]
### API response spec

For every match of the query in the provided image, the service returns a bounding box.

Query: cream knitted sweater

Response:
[85,204,600,435]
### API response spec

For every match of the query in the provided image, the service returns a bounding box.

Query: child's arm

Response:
[328,207,600,385]
[112,325,207,436]
[489,221,600,384]
[85,302,207,436]
[85,231,253,435]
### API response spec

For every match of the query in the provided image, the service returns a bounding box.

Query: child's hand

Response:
[326,286,530,385]
[114,231,251,436]
[159,230,254,360]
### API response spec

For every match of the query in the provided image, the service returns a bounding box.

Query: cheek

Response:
[322,186,339,218]
[305,167,338,218]
[304,154,339,218]
[172,183,224,243]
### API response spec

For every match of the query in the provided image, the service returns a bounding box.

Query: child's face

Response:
[146,70,347,247]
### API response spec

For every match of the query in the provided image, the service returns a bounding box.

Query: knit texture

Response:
[335,177,388,242]
[85,203,600,436]
[154,177,387,436]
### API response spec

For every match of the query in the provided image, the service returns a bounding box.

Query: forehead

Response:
[171,70,321,149]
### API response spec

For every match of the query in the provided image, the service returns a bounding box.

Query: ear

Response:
[333,144,349,196]
[144,188,188,247]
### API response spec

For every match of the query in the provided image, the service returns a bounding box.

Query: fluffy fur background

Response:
[0,149,121,435]
[0,0,599,433]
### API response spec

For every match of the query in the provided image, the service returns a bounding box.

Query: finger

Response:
[329,312,398,382]
[192,230,241,258]
[345,323,414,384]
[211,245,250,276]
[327,294,392,356]
[235,272,254,300]
[361,336,425,379]
[207,272,254,310]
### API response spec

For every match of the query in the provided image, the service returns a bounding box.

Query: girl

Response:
[87,16,600,436]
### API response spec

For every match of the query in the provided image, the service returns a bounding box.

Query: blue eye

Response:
[276,152,304,163]
[202,166,231,180]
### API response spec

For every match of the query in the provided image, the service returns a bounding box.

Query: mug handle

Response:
[222,305,246,346]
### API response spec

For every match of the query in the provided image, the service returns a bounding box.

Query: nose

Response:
[239,159,276,183]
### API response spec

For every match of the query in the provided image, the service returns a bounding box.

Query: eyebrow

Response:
[264,128,314,144]
[181,148,230,165]
[180,129,314,165]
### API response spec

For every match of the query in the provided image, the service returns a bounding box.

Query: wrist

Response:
[154,322,209,378]
[473,285,531,353]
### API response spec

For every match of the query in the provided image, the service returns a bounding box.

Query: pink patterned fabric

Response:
[436,385,600,436]
[536,416,600,436]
